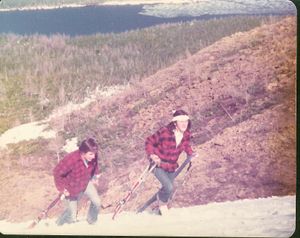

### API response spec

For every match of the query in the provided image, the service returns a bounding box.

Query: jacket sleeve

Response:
[53,155,73,192]
[145,129,161,157]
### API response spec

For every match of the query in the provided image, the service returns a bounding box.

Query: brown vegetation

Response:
[64,16,297,216]
[0,16,296,222]
[0,16,277,133]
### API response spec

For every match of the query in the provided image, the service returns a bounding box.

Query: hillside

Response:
[0,15,270,134]
[0,16,296,223]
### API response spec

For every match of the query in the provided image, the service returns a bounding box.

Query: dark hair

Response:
[173,109,188,117]
[168,109,192,130]
[79,138,98,154]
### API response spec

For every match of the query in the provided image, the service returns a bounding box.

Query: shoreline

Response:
[0,0,191,12]
[0,4,87,12]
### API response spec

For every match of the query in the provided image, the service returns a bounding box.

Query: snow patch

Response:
[102,0,192,5]
[0,195,295,237]
[0,85,127,149]
[140,0,296,18]
[62,137,78,153]
[0,121,56,149]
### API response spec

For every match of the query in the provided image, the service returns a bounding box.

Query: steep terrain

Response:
[94,16,296,215]
[0,16,296,222]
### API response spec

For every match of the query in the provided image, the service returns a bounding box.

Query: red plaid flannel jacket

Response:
[53,150,99,198]
[145,125,193,172]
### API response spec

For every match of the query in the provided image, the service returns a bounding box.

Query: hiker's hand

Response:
[192,152,199,158]
[92,174,100,186]
[150,154,161,165]
[92,179,99,186]
[63,189,70,197]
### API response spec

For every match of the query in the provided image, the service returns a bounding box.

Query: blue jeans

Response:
[154,168,176,203]
[56,181,101,225]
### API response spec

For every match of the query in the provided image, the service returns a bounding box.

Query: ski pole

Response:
[28,193,65,229]
[174,154,193,177]
[167,162,193,208]
[112,163,156,220]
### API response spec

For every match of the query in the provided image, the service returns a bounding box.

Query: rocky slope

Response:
[0,16,296,222]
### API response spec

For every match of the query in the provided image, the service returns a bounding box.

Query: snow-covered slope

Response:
[0,121,56,149]
[0,195,295,237]
[140,0,296,17]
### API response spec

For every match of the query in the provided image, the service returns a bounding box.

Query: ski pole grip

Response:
[174,154,194,178]
[149,160,157,169]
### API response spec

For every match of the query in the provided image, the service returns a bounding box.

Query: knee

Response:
[91,196,101,208]
[164,183,174,194]
[160,182,173,202]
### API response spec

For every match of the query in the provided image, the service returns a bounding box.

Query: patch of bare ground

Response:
[0,16,296,222]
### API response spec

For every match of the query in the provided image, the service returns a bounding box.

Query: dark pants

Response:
[154,167,176,203]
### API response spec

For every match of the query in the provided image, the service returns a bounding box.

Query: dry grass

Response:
[0,16,296,222]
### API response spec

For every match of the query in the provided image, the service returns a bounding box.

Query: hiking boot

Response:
[150,206,162,216]
[159,205,169,215]
[56,210,76,226]
[87,203,99,225]
[150,194,163,215]
[87,218,97,225]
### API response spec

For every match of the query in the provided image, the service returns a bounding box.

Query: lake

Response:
[0,5,224,36]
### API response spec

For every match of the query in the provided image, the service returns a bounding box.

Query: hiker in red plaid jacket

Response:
[145,109,197,215]
[53,138,101,225]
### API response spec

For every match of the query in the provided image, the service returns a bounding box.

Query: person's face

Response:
[82,151,96,161]
[176,120,189,133]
